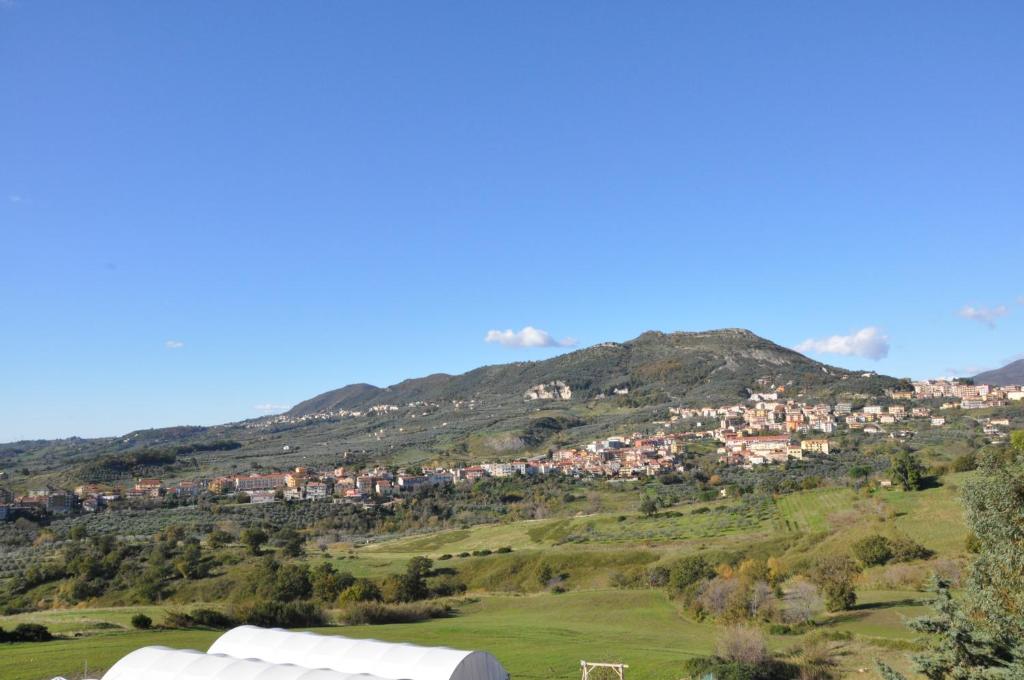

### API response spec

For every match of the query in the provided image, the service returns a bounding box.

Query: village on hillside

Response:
[2,378,1021,523]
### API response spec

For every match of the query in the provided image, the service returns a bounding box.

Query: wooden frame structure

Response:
[581,660,628,680]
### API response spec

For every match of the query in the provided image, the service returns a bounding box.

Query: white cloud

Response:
[484,326,577,348]
[1017,296,1024,306]
[8,194,22,203]
[164,339,185,349]
[795,326,890,361]
[254,403,289,414]
[957,304,1008,328]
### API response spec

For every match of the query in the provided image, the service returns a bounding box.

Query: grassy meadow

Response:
[0,477,969,680]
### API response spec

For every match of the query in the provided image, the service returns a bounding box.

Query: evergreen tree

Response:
[878,432,1024,679]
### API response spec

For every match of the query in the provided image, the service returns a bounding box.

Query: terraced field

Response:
[774,487,856,533]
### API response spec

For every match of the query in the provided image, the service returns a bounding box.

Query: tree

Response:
[879,435,1024,679]
[240,528,268,556]
[961,438,1024,652]
[274,529,305,558]
[669,555,714,595]
[809,555,859,612]
[405,556,433,580]
[273,563,313,601]
[910,577,1011,679]
[890,450,926,491]
[639,497,659,517]
[311,563,354,603]
[876,578,1013,680]
[206,530,233,549]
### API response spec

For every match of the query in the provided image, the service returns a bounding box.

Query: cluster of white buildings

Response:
[246,399,478,430]
[910,380,1024,408]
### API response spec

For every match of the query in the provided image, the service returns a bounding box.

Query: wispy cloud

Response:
[164,339,185,349]
[484,326,577,348]
[957,304,1008,328]
[8,194,23,203]
[795,326,890,361]
[254,403,289,414]
[1017,296,1024,306]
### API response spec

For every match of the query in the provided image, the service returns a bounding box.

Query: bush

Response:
[338,601,453,625]
[231,600,325,628]
[951,453,977,472]
[130,613,153,630]
[717,626,770,666]
[338,579,382,604]
[11,623,53,642]
[683,656,798,680]
[164,608,236,629]
[496,546,512,554]
[851,535,893,567]
[889,536,932,562]
[669,555,714,594]
[191,608,237,628]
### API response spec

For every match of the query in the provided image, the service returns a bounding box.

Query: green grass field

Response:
[0,480,969,680]
[0,589,930,680]
[774,488,855,533]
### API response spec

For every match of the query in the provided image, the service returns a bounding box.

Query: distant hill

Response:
[974,358,1024,386]
[288,328,905,417]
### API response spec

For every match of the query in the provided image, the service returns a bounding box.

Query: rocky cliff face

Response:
[523,380,572,401]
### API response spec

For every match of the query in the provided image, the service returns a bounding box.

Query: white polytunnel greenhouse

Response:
[79,626,510,680]
[207,626,511,680]
[100,646,397,680]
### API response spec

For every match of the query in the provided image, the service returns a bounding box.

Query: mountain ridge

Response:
[287,328,904,417]
[973,358,1024,386]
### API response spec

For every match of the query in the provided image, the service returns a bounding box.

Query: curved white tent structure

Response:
[100,646,396,680]
[208,626,510,680]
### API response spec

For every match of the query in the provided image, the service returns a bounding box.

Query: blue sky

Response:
[2,1,1022,440]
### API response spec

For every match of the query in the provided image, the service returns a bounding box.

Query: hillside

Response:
[974,358,1024,386]
[1,329,908,488]
[289,328,904,417]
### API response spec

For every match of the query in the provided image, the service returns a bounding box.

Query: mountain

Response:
[974,358,1024,386]
[1,328,908,488]
[289,328,904,416]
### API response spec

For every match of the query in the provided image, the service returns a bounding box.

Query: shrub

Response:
[669,555,714,594]
[438,554,453,560]
[12,623,52,642]
[190,608,237,628]
[338,601,453,625]
[851,535,893,567]
[798,636,840,680]
[889,536,932,562]
[130,613,153,630]
[338,579,382,604]
[231,600,325,628]
[951,453,977,472]
[717,626,770,666]
[496,546,512,554]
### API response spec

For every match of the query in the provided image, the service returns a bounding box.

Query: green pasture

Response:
[0,589,929,680]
